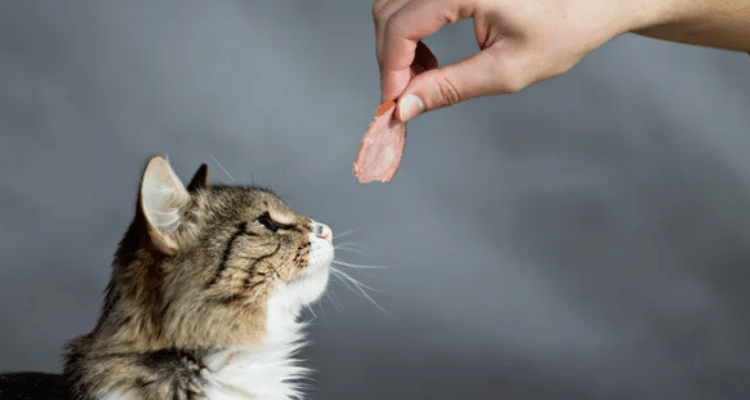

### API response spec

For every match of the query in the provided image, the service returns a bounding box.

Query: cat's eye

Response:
[257,212,293,233]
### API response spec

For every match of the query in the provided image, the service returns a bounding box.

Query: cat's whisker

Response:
[320,286,333,310]
[329,271,368,309]
[333,276,389,317]
[320,292,332,323]
[206,152,235,182]
[305,301,318,320]
[309,302,327,326]
[326,288,343,313]
[317,283,343,315]
[333,261,377,280]
[332,228,365,240]
[333,246,368,257]
[334,241,373,253]
[329,267,389,316]
[329,268,382,293]
[306,285,328,323]
[332,259,391,270]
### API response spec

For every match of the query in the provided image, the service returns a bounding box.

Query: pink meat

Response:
[352,100,406,183]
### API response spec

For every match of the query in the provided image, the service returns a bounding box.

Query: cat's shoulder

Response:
[0,372,71,400]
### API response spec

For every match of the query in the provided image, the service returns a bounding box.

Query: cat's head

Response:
[107,156,332,350]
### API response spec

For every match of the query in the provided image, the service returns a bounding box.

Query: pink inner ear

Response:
[148,224,179,255]
[352,102,407,183]
[139,156,189,255]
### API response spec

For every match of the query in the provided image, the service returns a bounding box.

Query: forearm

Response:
[631,1,750,53]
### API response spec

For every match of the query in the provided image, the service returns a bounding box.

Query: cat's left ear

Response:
[138,156,190,255]
[187,163,210,192]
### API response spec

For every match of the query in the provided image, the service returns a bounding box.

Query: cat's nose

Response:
[312,221,332,244]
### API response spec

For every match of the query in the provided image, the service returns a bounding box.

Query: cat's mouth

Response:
[283,221,333,302]
[308,221,333,267]
[297,228,333,280]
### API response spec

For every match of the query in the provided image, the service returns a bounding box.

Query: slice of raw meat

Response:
[352,100,407,183]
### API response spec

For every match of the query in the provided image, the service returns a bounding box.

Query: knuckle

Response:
[484,50,532,94]
[371,0,388,21]
[496,66,530,94]
[384,11,409,39]
[433,75,462,107]
[501,76,527,94]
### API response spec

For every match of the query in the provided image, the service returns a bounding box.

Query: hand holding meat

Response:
[374,0,750,122]
[354,0,750,183]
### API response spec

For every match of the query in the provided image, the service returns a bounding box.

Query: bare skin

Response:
[373,0,750,122]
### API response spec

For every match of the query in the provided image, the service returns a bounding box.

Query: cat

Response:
[0,156,334,400]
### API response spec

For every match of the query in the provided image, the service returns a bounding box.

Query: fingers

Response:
[373,0,413,102]
[373,0,477,101]
[373,0,410,72]
[396,44,531,122]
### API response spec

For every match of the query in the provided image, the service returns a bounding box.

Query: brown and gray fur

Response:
[0,156,334,400]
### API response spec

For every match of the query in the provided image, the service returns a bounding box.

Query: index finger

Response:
[379,0,476,101]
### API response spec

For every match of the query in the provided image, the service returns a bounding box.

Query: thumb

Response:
[397,50,517,122]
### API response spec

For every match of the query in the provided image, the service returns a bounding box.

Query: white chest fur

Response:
[201,344,306,400]
[201,290,309,400]
[97,298,308,400]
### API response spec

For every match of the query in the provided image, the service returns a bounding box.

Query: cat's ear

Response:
[187,163,210,192]
[138,156,190,255]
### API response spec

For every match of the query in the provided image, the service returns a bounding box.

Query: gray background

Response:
[1,1,749,399]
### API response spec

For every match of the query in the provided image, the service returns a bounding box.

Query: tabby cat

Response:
[0,156,334,400]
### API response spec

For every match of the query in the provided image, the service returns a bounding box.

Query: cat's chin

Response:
[286,263,330,306]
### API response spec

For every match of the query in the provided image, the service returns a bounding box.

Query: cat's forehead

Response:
[204,186,299,220]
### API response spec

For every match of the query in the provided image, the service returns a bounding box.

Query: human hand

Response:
[373,0,675,122]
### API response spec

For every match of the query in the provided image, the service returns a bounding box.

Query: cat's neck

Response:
[200,292,309,400]
[65,290,308,400]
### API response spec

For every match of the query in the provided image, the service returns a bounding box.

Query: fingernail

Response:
[398,94,424,122]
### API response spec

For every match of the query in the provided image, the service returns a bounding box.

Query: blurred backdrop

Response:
[1,1,749,399]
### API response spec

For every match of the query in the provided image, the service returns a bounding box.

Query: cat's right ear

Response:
[138,156,190,255]
[187,163,210,192]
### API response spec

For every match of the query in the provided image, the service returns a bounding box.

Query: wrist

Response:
[619,0,687,32]
[630,1,750,52]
